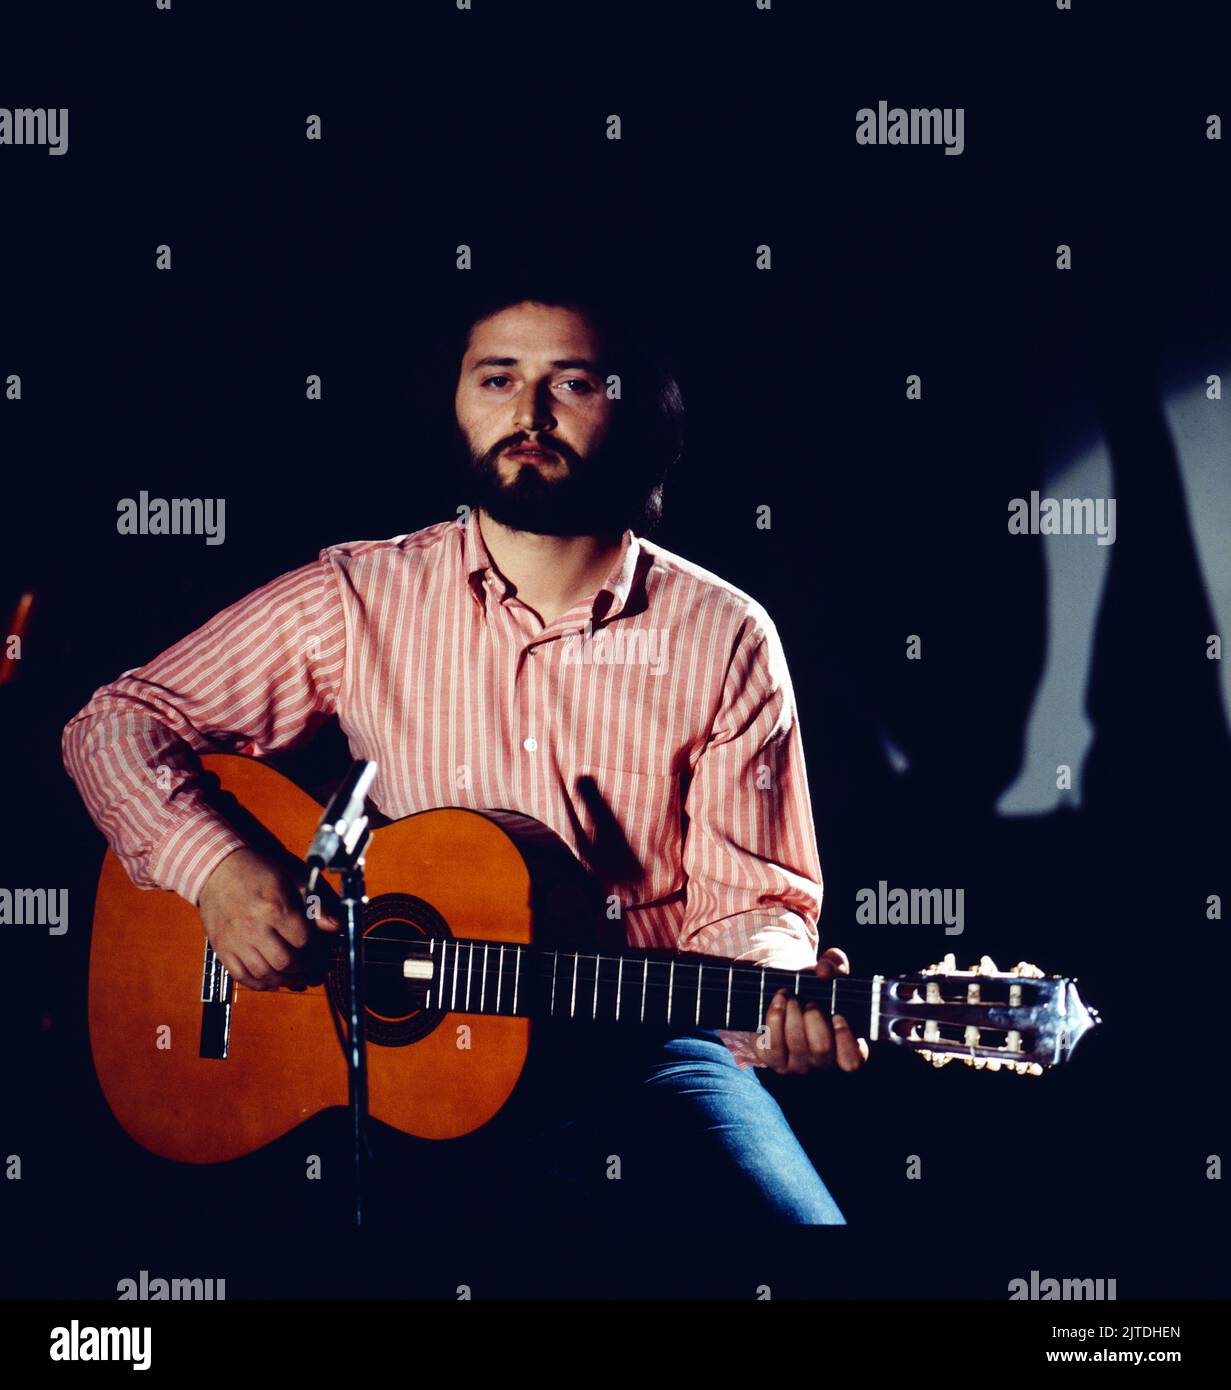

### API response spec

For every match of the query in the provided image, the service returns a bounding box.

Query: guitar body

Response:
[88,754,597,1163]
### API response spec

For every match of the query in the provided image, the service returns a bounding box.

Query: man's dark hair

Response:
[419,271,685,534]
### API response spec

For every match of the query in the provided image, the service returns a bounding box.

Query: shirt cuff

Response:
[149,815,250,906]
[717,1028,768,1070]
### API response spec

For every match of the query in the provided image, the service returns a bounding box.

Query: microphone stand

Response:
[306,760,377,1228]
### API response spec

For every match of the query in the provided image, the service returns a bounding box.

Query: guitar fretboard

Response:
[398,937,882,1038]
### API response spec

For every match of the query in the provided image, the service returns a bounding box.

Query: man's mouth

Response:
[505,443,558,461]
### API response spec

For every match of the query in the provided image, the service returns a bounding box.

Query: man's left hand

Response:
[759,947,870,1075]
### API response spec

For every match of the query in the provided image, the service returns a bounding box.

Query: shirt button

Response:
[523,737,538,753]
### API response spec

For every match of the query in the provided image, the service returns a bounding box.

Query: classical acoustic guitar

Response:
[88,754,1101,1163]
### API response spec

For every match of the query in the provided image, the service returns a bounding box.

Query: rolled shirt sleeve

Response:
[61,554,347,906]
[676,616,823,1067]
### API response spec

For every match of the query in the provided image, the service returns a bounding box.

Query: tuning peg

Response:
[921,952,958,976]
[918,956,1051,980]
[918,1049,1044,1076]
[918,1048,954,1068]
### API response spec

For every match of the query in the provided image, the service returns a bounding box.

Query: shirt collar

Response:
[461,507,643,623]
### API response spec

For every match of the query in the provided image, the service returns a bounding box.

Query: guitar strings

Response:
[263,942,999,1007]
[313,940,1028,1015]
[355,963,947,999]
[355,964,890,1007]
[354,954,947,999]
[355,938,1012,990]
[356,950,883,992]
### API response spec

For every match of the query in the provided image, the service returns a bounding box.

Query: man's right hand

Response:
[198,847,339,991]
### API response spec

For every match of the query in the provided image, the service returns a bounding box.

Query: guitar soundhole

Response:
[326,893,450,1047]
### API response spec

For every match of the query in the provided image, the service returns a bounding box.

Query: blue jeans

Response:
[499,1025,848,1226]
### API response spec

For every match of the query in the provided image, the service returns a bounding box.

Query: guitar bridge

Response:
[199,940,233,1060]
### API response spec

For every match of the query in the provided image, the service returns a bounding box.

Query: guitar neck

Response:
[409,938,881,1036]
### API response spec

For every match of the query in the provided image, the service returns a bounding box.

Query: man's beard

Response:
[453,425,648,537]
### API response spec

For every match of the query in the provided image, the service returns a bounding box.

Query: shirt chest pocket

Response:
[572,760,684,903]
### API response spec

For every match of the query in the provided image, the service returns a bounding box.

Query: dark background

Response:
[1,0,1228,1299]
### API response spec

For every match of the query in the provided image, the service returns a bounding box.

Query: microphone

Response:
[306,760,378,890]
[304,760,379,1225]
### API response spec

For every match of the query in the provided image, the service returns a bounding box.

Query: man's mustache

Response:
[482,434,584,470]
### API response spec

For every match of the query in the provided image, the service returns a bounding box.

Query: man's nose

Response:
[513,380,556,435]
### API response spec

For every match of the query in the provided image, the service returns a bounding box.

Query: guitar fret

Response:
[427,937,436,1011]
[616,957,624,1021]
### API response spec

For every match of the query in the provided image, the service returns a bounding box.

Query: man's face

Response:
[453,301,619,536]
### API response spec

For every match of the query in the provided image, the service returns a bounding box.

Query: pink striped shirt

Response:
[62,509,823,1067]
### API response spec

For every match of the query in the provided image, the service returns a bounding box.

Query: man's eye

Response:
[480,375,511,389]
[558,378,593,393]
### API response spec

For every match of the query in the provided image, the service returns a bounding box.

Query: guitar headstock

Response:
[880,954,1101,1073]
